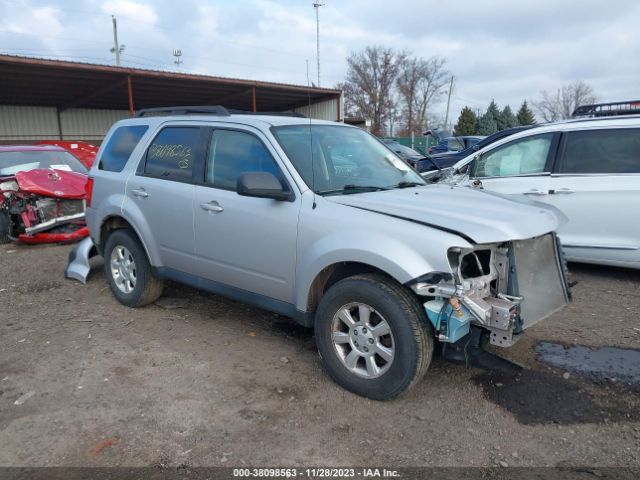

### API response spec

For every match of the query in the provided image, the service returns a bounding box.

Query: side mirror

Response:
[237,172,291,201]
[471,179,484,189]
[463,155,479,176]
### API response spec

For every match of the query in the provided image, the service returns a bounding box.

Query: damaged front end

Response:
[0,169,89,244]
[410,233,570,348]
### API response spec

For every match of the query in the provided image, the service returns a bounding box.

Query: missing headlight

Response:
[459,249,492,279]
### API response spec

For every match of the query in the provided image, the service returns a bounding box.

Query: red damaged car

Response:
[36,140,99,169]
[0,145,90,244]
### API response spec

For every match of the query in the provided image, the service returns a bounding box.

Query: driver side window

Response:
[474,133,554,178]
[206,129,283,190]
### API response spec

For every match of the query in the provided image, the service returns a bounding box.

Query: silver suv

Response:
[84,106,569,400]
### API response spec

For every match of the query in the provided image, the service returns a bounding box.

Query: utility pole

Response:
[313,3,324,87]
[444,75,454,132]
[111,15,124,66]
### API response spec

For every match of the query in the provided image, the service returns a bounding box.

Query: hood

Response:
[14,168,87,199]
[326,184,565,244]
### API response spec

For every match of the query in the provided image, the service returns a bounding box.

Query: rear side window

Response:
[99,125,148,172]
[558,128,640,174]
[206,129,282,190]
[144,127,202,181]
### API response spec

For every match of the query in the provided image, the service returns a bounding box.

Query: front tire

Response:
[315,274,433,400]
[0,211,11,244]
[104,228,164,307]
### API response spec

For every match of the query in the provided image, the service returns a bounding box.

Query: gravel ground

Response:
[0,242,639,468]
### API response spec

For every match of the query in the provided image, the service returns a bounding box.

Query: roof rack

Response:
[572,100,640,118]
[135,106,230,117]
[135,106,307,119]
[227,109,306,118]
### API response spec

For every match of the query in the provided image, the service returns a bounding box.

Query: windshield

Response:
[272,125,425,195]
[0,150,88,177]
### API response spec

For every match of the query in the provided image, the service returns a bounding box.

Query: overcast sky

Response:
[1,0,639,121]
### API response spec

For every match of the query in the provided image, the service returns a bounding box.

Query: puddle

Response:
[536,342,640,387]
[474,369,639,425]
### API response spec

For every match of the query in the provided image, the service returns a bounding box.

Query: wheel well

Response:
[99,216,135,255]
[306,262,394,313]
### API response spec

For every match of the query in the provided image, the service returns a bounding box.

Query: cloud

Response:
[0,0,639,121]
[101,0,158,24]
[0,2,63,36]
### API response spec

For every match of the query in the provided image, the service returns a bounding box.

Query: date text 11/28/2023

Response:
[232,468,400,478]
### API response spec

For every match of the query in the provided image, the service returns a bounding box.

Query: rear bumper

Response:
[17,226,89,244]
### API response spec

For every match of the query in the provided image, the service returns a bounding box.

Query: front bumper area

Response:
[410,233,570,347]
[17,226,89,244]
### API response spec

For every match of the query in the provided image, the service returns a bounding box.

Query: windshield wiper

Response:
[319,184,390,196]
[389,181,424,189]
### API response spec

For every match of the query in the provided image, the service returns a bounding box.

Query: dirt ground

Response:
[0,242,639,468]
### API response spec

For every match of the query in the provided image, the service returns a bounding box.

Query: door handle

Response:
[554,188,575,194]
[200,201,224,213]
[523,189,547,195]
[131,188,149,198]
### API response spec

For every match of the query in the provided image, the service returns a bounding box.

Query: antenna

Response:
[306,59,317,208]
[313,3,324,87]
[110,15,125,66]
[173,49,183,71]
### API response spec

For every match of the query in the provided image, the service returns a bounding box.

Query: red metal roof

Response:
[0,54,341,112]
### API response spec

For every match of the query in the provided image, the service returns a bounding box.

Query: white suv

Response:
[441,116,640,269]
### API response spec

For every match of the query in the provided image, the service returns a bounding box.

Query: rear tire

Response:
[315,274,433,400]
[104,228,164,307]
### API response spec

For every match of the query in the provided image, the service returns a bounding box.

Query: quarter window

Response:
[144,127,201,181]
[474,133,554,178]
[99,125,148,172]
[558,129,640,174]
[206,130,282,190]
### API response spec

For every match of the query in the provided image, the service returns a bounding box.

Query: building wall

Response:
[60,108,129,140]
[0,105,128,143]
[293,97,341,121]
[0,98,341,144]
[0,105,59,142]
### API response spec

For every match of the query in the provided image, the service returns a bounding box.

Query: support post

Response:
[56,107,63,140]
[127,75,134,116]
[252,86,257,112]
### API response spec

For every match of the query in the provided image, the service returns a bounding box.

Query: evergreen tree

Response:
[485,100,501,126]
[498,105,517,130]
[516,100,536,125]
[453,106,477,136]
[476,113,497,135]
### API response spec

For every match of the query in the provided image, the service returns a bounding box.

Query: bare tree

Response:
[340,46,406,135]
[396,56,449,135]
[533,80,597,122]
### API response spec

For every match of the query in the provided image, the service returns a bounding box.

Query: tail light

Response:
[85,177,94,207]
